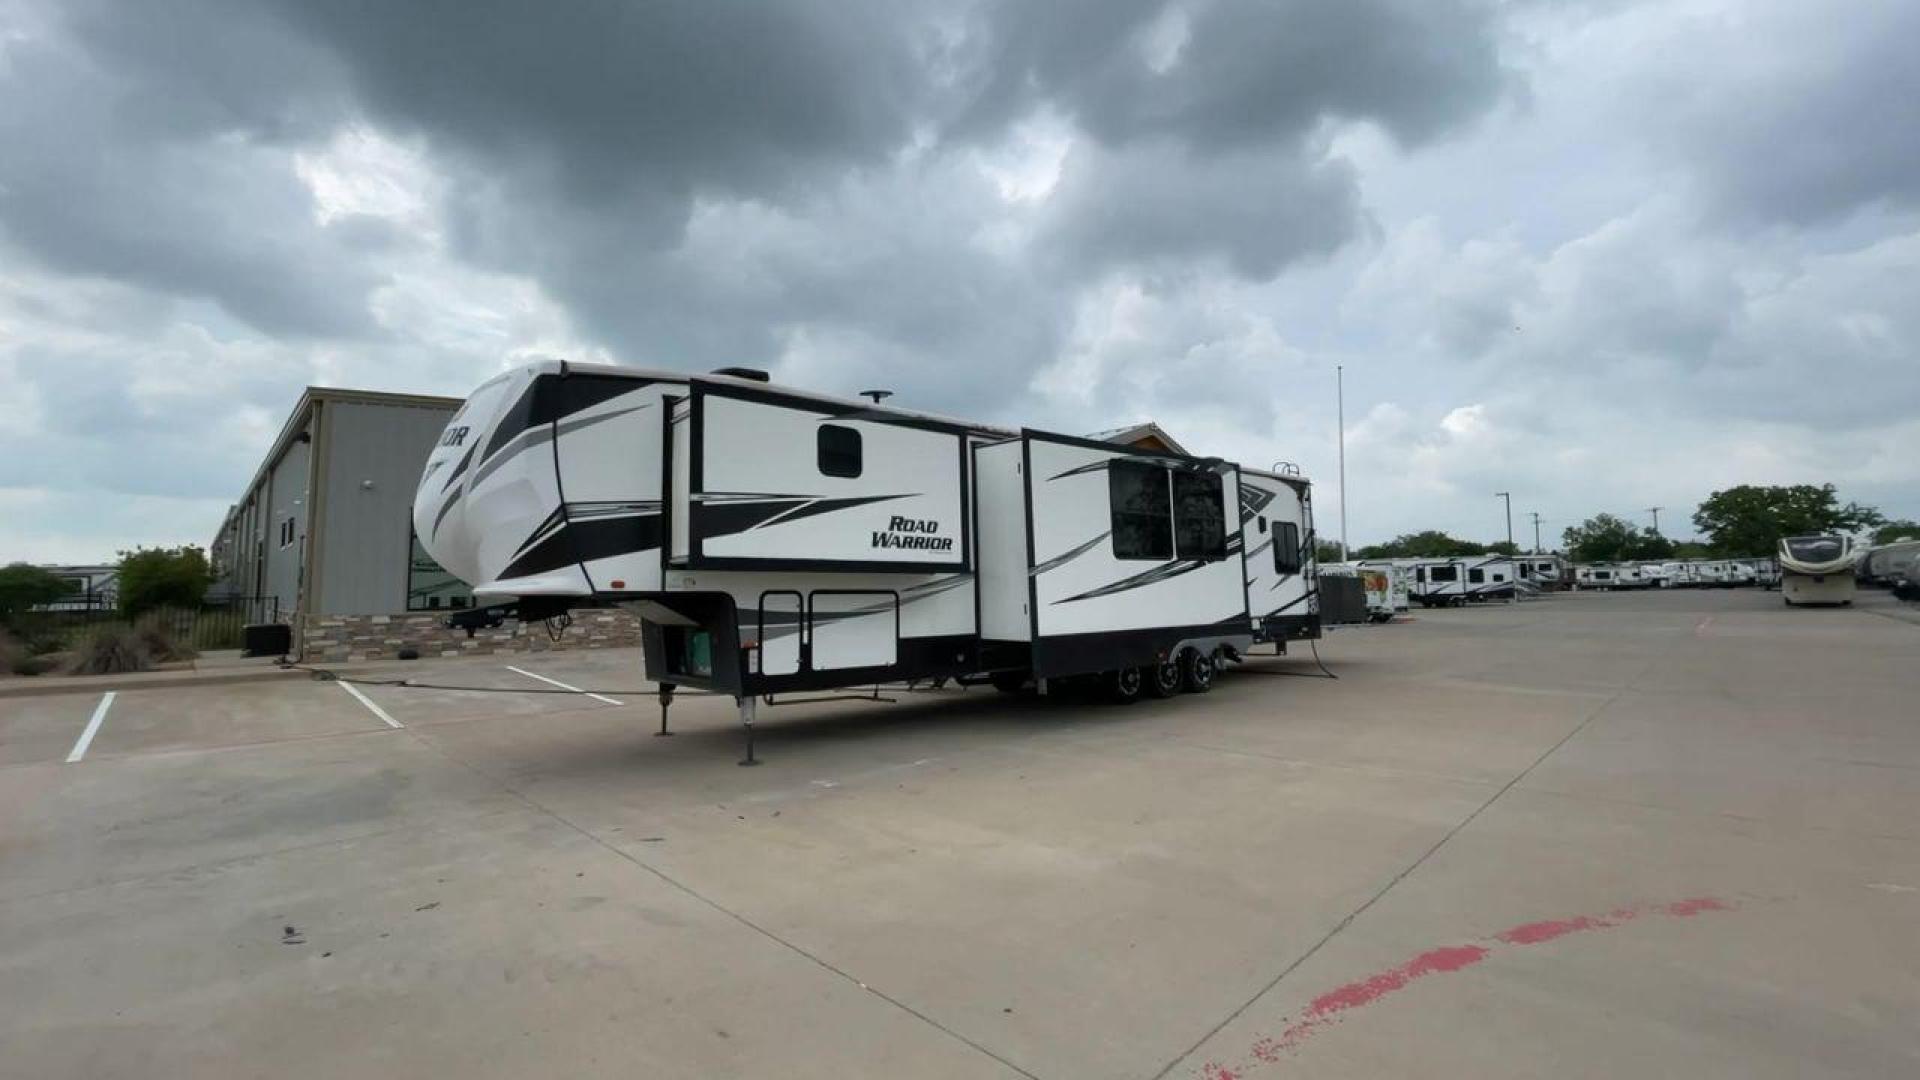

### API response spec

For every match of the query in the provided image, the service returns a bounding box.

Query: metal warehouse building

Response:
[210,387,471,622]
[211,385,646,661]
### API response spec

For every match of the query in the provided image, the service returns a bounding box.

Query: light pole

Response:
[1646,506,1662,534]
[1336,365,1348,561]
[1496,492,1514,603]
[1529,511,1543,554]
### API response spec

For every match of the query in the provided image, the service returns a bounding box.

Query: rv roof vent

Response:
[711,366,770,382]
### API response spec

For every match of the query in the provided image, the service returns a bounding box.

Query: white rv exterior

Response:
[1778,535,1858,607]
[1403,556,1518,606]
[415,360,1323,736]
[1356,560,1412,613]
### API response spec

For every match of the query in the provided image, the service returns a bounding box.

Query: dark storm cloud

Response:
[0,5,382,338]
[960,0,1508,151]
[1646,0,1920,228]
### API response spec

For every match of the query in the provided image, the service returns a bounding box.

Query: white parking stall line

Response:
[338,680,404,729]
[65,691,116,763]
[506,665,623,706]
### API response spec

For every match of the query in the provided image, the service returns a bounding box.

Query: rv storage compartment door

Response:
[757,591,801,676]
[809,591,898,671]
[689,382,967,571]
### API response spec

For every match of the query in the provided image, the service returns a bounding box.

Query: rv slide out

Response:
[415,360,1321,759]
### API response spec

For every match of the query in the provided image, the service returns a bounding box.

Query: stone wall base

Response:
[298,609,644,663]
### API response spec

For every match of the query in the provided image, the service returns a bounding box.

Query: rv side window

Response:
[1469,567,1485,584]
[1430,565,1458,582]
[1172,470,1226,560]
[817,424,862,479]
[1109,461,1172,560]
[1273,522,1302,574]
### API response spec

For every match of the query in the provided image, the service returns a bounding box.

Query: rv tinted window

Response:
[1274,522,1302,574]
[1109,461,1172,560]
[1172,469,1227,559]
[1469,567,1485,583]
[817,424,862,479]
[1429,565,1458,582]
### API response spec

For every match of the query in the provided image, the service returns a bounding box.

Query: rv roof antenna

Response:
[1270,460,1301,476]
[859,389,894,405]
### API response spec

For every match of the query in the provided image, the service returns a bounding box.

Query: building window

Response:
[1429,565,1459,582]
[1109,460,1172,560]
[817,424,862,479]
[279,517,296,548]
[1273,522,1302,574]
[1172,470,1226,560]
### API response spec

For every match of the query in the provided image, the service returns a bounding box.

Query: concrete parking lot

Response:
[2,589,1916,1078]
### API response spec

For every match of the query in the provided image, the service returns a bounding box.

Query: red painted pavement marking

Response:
[1194,897,1736,1078]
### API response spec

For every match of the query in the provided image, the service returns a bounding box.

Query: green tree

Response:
[117,546,212,617]
[0,563,74,623]
[1691,484,1884,556]
[1354,530,1488,559]
[1561,513,1674,563]
[1487,540,1521,556]
[1313,540,1346,564]
[1874,520,1920,544]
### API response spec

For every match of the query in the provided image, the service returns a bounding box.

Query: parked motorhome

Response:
[416,359,1324,759]
[1778,535,1859,607]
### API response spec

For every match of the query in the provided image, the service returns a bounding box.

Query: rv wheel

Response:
[1146,655,1183,698]
[1108,667,1144,704]
[1182,649,1216,693]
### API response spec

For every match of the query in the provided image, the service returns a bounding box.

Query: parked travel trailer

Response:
[416,360,1325,759]
[1574,564,1617,590]
[1778,535,1859,607]
[1859,540,1920,587]
[1403,556,1518,606]
[1357,560,1413,614]
[1516,554,1568,590]
[1327,563,1395,622]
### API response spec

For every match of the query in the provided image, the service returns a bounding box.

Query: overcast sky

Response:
[3,0,1917,562]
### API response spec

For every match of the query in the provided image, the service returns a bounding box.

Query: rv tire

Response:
[990,670,1029,694]
[1182,648,1216,694]
[1146,656,1183,698]
[1107,667,1144,704]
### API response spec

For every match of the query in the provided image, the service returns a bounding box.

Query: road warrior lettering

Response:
[873,514,953,551]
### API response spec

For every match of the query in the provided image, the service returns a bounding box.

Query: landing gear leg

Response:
[737,695,761,767]
[656,683,676,737]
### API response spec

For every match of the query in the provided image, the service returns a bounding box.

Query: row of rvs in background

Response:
[1323,541,1920,618]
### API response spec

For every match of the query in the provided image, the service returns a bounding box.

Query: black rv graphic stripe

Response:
[1263,593,1311,617]
[693,493,915,540]
[1031,531,1111,576]
[441,441,479,493]
[1053,559,1209,604]
[430,484,465,540]
[500,512,663,581]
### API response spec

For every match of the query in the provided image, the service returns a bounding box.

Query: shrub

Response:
[67,626,153,675]
[134,612,198,663]
[0,627,22,676]
[0,563,73,623]
[117,546,212,618]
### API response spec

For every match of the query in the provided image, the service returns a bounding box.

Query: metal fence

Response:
[17,596,281,652]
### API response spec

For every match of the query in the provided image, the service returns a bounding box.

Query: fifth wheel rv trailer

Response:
[1778,534,1859,607]
[1860,540,1920,587]
[415,359,1322,761]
